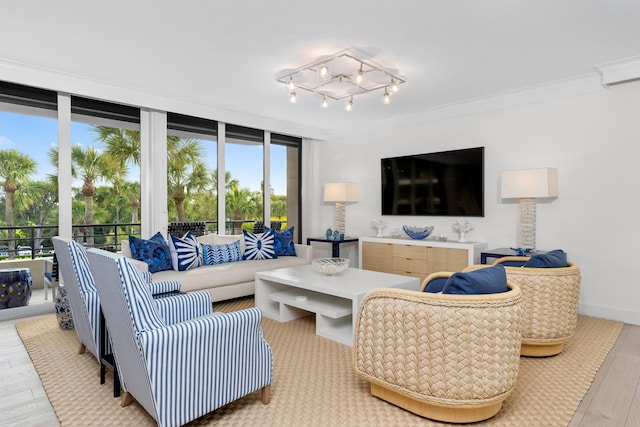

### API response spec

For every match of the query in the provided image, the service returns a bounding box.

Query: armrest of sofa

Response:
[119,239,150,272]
[294,244,313,262]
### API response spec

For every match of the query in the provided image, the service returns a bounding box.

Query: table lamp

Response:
[323,182,359,236]
[500,168,558,251]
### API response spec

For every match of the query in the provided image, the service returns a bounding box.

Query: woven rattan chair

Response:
[491,256,582,357]
[354,280,523,423]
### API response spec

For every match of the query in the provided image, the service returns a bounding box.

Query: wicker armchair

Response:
[491,256,582,357]
[353,281,523,423]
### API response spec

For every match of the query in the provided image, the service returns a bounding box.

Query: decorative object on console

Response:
[324,182,358,236]
[510,247,533,257]
[311,258,350,275]
[501,167,558,251]
[434,233,447,241]
[451,220,473,242]
[370,219,387,237]
[276,49,406,110]
[402,225,434,240]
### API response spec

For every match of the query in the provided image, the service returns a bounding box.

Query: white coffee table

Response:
[255,264,420,346]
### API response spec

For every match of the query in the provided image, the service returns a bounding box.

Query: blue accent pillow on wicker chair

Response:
[265,226,296,256]
[242,229,277,260]
[523,249,568,268]
[129,232,173,273]
[442,264,508,295]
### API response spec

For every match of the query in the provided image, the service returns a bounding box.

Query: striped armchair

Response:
[52,237,208,397]
[87,248,273,427]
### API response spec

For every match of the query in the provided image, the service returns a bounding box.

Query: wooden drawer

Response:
[361,242,393,272]
[392,256,427,274]
[392,244,427,259]
[392,269,426,282]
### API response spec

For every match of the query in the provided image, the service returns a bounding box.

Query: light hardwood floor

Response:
[1,315,638,426]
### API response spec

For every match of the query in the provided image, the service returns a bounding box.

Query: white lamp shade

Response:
[323,182,359,202]
[501,168,559,199]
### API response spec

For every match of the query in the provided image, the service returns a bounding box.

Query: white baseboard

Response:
[578,302,640,326]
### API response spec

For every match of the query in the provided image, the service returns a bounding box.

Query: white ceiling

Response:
[2,0,640,139]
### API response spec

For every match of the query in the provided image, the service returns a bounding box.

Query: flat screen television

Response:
[381,147,484,216]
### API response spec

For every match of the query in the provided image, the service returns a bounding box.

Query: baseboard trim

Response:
[578,303,640,326]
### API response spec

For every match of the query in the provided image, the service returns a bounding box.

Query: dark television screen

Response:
[381,147,484,216]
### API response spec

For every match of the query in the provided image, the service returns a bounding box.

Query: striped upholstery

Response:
[87,249,273,427]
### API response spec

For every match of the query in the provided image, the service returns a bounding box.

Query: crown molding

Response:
[595,55,640,87]
[328,73,605,139]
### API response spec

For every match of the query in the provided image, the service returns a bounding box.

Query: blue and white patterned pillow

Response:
[169,231,203,271]
[128,232,173,273]
[242,229,277,260]
[202,241,242,265]
[265,226,297,256]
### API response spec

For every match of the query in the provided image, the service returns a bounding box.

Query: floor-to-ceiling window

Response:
[225,124,264,235]
[0,81,58,314]
[167,112,218,231]
[70,96,141,248]
[271,133,301,241]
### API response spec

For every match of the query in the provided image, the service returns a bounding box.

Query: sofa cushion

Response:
[128,232,173,273]
[442,264,508,295]
[523,249,568,268]
[202,241,242,265]
[169,231,203,271]
[242,229,277,260]
[266,226,296,256]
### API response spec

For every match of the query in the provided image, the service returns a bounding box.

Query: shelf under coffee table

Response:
[255,264,420,346]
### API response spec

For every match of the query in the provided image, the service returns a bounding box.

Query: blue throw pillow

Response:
[523,249,568,268]
[423,276,448,293]
[265,225,296,256]
[128,232,173,273]
[202,241,242,265]
[168,231,203,271]
[242,229,277,260]
[442,264,508,295]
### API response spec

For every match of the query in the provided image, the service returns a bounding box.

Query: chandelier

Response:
[276,50,406,110]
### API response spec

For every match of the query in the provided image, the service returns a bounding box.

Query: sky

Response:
[0,111,287,195]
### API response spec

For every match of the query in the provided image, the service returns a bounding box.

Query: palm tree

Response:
[14,179,58,251]
[167,136,208,221]
[0,149,37,258]
[71,145,116,246]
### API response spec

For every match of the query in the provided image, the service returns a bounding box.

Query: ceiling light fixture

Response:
[319,63,330,79]
[383,87,391,104]
[276,49,405,111]
[346,96,353,111]
[286,76,296,91]
[390,78,399,93]
[354,63,364,85]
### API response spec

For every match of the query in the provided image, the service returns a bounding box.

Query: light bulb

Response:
[286,76,296,91]
[383,87,391,104]
[345,97,353,111]
[322,96,329,108]
[390,78,399,93]
[319,64,330,79]
[289,90,297,103]
[355,64,364,85]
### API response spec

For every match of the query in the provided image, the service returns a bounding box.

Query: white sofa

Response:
[121,234,313,302]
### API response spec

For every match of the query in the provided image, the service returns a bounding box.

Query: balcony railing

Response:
[0,219,278,259]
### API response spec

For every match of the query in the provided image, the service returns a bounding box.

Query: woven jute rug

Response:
[17,297,623,426]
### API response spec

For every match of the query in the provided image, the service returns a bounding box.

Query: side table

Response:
[306,237,359,258]
[480,248,549,264]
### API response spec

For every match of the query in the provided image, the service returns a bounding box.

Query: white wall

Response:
[309,81,640,325]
